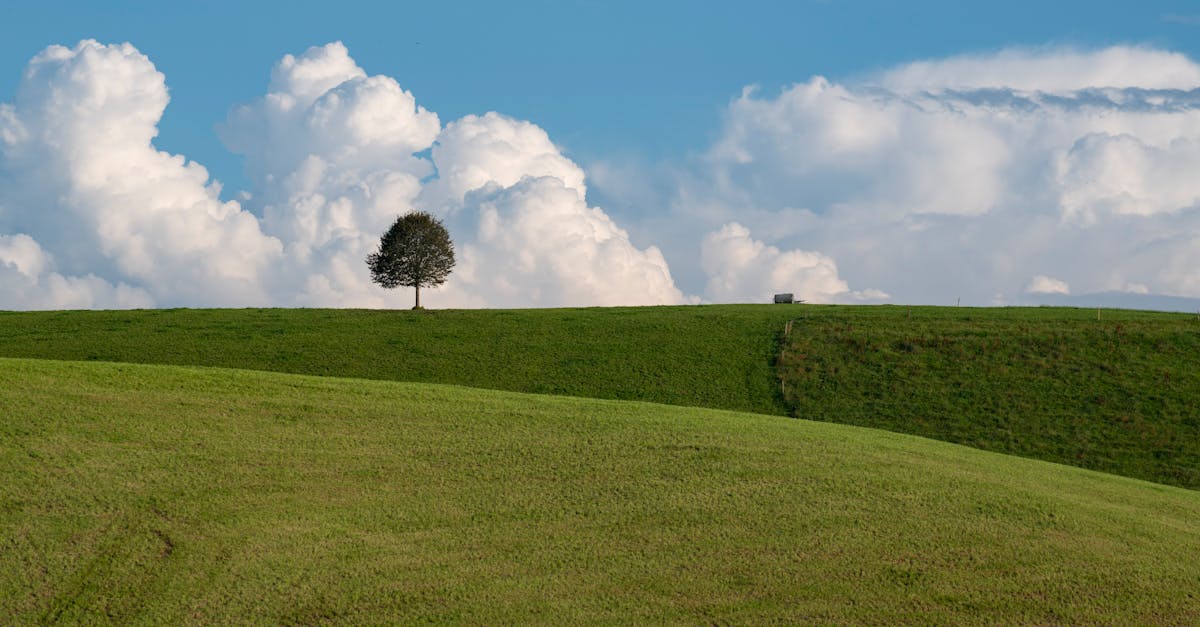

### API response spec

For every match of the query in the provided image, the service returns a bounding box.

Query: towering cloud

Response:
[420,112,587,210]
[219,42,440,307]
[0,41,688,309]
[420,112,684,306]
[218,43,685,308]
[0,40,280,308]
[451,174,683,307]
[657,46,1200,306]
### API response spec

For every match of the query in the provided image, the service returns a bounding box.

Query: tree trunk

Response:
[414,284,421,309]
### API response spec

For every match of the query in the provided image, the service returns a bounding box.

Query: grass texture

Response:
[2,357,1198,623]
[4,304,1199,489]
[778,305,1200,489]
[0,306,796,415]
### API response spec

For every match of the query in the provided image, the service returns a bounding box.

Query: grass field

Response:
[0,306,795,415]
[777,306,1200,489]
[3,357,1199,623]
[4,305,1200,491]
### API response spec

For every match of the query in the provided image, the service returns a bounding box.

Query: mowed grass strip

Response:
[0,306,796,415]
[2,358,1199,623]
[779,305,1200,489]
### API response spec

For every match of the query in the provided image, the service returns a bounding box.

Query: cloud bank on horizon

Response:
[2,40,1200,310]
[663,45,1200,308]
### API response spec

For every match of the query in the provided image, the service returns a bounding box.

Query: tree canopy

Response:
[366,212,455,309]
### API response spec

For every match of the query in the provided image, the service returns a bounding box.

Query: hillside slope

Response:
[778,306,1200,489]
[0,306,796,415]
[4,305,1199,489]
[2,358,1199,623]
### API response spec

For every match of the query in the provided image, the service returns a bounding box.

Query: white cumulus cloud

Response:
[624,45,1200,307]
[878,46,1200,92]
[420,112,587,211]
[219,43,685,308]
[219,42,439,307]
[0,40,281,308]
[0,233,151,309]
[701,223,884,304]
[1025,275,1071,295]
[446,176,685,307]
[8,40,1200,311]
[1056,133,1200,222]
[0,40,688,310]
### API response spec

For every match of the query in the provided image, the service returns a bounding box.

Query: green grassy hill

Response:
[0,306,795,415]
[4,304,1199,489]
[3,358,1198,623]
[777,306,1200,489]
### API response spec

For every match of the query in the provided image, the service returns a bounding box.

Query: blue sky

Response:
[6,0,1199,196]
[4,1,1200,309]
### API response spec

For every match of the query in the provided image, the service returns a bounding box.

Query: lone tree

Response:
[366,211,455,309]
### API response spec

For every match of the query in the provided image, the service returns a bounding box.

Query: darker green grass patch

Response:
[778,305,1200,489]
